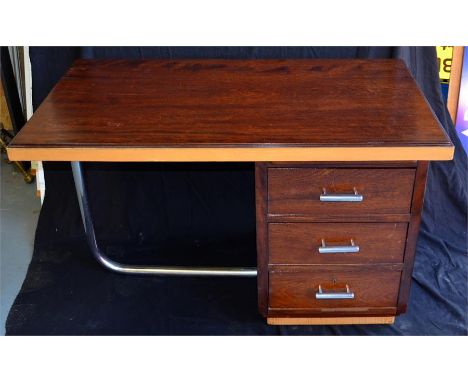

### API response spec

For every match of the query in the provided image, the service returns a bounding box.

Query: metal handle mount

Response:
[320,187,363,202]
[318,239,360,254]
[315,284,355,300]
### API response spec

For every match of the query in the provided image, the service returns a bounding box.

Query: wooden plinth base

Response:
[267,316,395,326]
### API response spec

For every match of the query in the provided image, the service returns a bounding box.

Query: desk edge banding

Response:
[8,145,454,162]
[267,316,396,325]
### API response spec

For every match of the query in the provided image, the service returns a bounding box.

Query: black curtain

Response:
[6,47,467,335]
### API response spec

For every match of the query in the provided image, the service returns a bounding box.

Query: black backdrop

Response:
[6,47,467,335]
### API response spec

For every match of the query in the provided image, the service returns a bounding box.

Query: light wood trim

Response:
[448,46,464,123]
[267,316,395,325]
[7,145,454,162]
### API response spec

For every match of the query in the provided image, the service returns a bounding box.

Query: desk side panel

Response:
[255,163,269,317]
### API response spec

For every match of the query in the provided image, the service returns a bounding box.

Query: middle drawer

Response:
[269,222,407,264]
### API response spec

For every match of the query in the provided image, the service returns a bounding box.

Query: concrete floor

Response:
[0,158,41,335]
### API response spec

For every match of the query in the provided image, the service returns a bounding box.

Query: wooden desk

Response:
[8,59,453,325]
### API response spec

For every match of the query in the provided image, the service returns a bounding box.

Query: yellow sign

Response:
[436,46,454,82]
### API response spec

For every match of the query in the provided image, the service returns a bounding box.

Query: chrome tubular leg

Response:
[71,161,257,277]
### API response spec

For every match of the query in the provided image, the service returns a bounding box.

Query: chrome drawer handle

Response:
[315,284,355,300]
[320,187,363,202]
[318,239,360,254]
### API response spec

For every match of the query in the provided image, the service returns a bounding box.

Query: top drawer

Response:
[268,167,415,216]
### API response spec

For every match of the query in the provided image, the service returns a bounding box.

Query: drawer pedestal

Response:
[256,161,428,325]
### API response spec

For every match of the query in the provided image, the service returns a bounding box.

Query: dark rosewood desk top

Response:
[8,59,453,162]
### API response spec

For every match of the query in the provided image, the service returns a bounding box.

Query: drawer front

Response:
[269,268,401,310]
[269,222,407,264]
[268,168,415,216]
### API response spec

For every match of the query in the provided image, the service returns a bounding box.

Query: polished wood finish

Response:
[269,222,408,264]
[396,161,429,313]
[7,59,449,325]
[8,59,453,162]
[267,214,411,223]
[255,163,269,316]
[268,161,418,168]
[257,161,434,324]
[269,264,403,272]
[267,316,395,325]
[269,266,401,310]
[268,167,415,215]
[268,307,397,318]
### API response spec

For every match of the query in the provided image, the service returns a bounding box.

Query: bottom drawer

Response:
[269,267,401,311]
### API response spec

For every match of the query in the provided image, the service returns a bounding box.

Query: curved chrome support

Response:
[71,161,257,277]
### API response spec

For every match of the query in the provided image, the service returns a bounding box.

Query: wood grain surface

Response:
[8,59,453,161]
[268,167,415,215]
[397,161,429,313]
[269,266,401,310]
[268,222,408,264]
[255,163,269,316]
